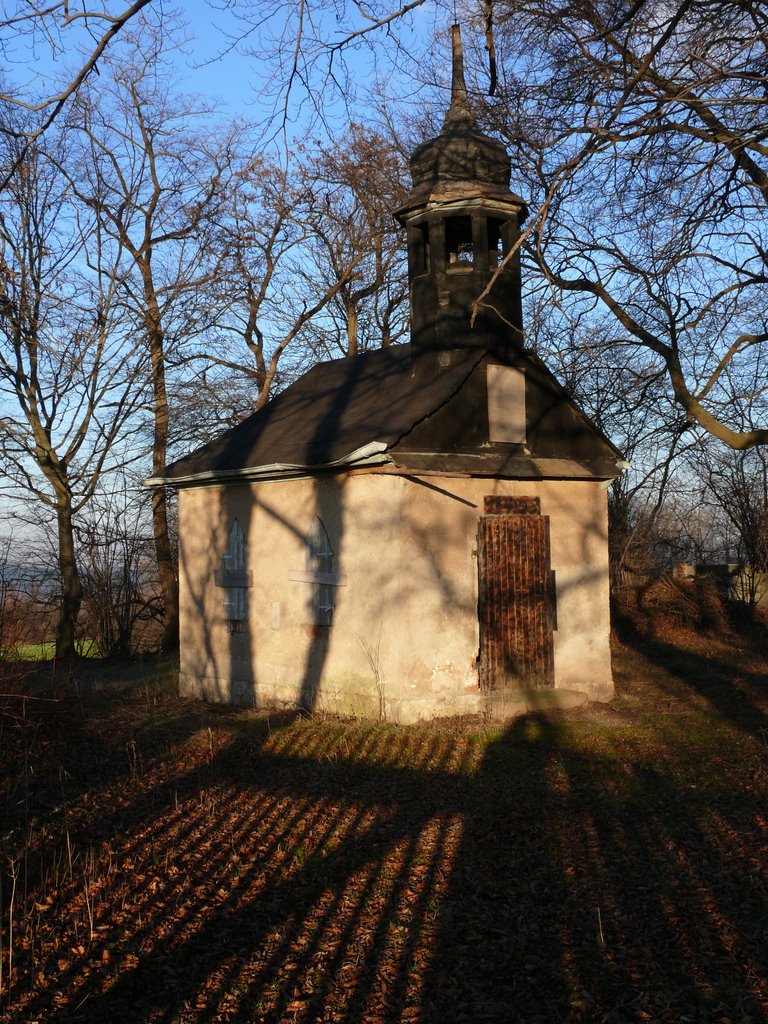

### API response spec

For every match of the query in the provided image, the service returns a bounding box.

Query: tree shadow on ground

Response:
[3,640,767,1024]
[611,605,768,740]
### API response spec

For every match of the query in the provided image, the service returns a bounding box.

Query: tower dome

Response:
[402,26,520,211]
[403,28,518,208]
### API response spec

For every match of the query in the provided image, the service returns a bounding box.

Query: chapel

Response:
[150,27,621,721]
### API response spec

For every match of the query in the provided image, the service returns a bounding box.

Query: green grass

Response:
[7,638,99,660]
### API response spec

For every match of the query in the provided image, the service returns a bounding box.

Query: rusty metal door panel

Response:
[478,513,555,690]
[483,495,541,516]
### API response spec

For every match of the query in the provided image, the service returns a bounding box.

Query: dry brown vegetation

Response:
[1,598,767,1023]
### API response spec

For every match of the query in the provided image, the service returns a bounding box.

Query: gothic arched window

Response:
[221,519,248,630]
[306,516,334,626]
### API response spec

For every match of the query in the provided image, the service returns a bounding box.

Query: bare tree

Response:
[192,153,342,414]
[68,28,243,649]
[183,134,404,424]
[698,445,768,606]
[472,0,768,450]
[298,122,409,358]
[224,0,431,134]
[77,479,158,656]
[0,134,145,657]
[0,0,153,190]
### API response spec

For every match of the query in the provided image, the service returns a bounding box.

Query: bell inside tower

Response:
[445,216,474,272]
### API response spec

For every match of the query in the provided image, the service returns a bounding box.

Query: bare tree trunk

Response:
[151,486,178,649]
[55,493,83,660]
[345,296,359,357]
[146,302,179,651]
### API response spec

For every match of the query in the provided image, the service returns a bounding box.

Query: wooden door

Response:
[478,497,555,690]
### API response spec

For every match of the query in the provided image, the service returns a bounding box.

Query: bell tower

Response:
[394,25,527,366]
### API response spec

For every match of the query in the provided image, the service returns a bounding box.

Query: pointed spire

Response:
[443,24,474,130]
[395,21,519,208]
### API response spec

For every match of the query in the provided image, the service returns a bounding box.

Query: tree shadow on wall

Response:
[297,475,345,714]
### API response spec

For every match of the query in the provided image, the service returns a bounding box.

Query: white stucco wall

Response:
[177,472,614,722]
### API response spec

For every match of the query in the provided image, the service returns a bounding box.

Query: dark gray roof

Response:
[390,451,621,479]
[158,344,483,484]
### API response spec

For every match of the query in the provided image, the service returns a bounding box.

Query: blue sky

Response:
[0,0,461,152]
[169,0,451,139]
[173,0,258,116]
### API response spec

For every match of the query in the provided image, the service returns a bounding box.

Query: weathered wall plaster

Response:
[177,471,613,722]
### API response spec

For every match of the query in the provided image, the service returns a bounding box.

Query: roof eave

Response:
[145,442,392,489]
[394,187,528,225]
